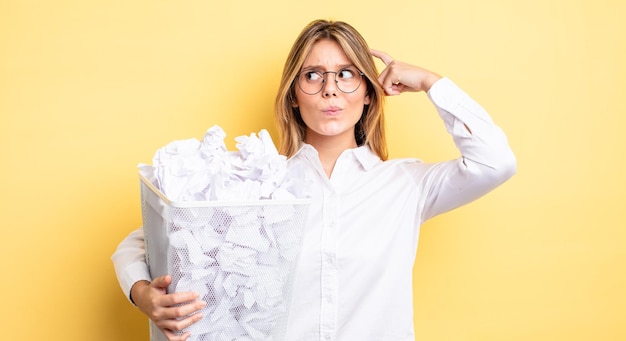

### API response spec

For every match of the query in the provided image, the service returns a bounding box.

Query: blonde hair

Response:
[274,19,388,160]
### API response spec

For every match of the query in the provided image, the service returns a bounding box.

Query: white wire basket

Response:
[140,175,310,341]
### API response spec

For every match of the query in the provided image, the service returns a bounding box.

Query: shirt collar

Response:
[291,143,382,171]
[351,145,382,171]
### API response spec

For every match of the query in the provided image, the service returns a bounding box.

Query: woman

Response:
[113,19,516,341]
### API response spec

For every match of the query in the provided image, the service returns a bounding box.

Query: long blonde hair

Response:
[274,19,388,160]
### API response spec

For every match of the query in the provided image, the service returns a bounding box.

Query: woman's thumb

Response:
[150,275,172,289]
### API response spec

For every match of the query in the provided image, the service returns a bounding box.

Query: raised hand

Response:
[370,49,442,95]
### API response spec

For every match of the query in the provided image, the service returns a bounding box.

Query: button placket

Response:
[320,189,339,341]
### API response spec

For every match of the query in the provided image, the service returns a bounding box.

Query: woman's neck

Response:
[305,133,357,178]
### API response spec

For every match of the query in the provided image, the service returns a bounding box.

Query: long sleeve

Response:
[418,77,517,222]
[111,227,151,303]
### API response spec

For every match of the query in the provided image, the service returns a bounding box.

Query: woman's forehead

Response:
[301,39,352,69]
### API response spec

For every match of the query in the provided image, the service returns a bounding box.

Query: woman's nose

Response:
[322,74,338,97]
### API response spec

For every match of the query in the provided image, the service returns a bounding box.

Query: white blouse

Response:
[112,78,517,341]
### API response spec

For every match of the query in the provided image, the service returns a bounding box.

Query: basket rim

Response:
[140,174,312,208]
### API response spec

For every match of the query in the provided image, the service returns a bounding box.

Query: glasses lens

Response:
[297,68,363,94]
[298,71,323,94]
[336,68,362,93]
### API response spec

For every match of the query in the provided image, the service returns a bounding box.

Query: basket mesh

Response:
[140,179,308,341]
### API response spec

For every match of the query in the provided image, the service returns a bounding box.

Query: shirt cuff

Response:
[427,77,495,129]
[427,77,468,110]
[119,261,152,304]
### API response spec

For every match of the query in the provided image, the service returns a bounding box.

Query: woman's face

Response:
[294,39,370,146]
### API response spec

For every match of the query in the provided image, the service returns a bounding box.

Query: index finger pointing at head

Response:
[370,49,394,65]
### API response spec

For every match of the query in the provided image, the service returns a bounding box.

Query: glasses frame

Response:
[296,68,365,95]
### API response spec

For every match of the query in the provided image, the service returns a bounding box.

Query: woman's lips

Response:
[322,106,342,116]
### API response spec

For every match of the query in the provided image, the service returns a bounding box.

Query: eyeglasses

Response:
[296,67,364,95]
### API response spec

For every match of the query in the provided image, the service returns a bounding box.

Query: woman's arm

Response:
[418,78,517,221]
[370,49,516,221]
[112,228,206,341]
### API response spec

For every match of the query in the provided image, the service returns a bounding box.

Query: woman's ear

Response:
[364,93,371,105]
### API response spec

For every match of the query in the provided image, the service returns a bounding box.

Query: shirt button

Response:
[325,335,332,340]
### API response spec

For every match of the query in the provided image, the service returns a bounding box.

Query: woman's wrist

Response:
[421,72,442,92]
[130,280,151,305]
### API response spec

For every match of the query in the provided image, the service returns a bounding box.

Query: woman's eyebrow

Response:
[301,63,355,71]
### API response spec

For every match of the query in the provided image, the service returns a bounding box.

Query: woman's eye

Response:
[305,72,322,81]
[338,69,355,79]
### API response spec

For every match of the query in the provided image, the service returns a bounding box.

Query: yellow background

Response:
[1,0,625,340]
